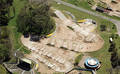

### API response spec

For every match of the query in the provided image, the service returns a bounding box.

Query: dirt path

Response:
[78,53,90,68]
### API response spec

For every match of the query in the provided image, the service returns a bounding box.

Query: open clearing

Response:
[21,10,104,73]
[7,0,119,74]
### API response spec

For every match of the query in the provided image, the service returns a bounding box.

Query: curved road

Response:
[66,67,96,74]
[54,0,120,35]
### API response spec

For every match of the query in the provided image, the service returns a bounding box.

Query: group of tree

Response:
[0,27,11,64]
[16,0,56,41]
[0,0,13,63]
[0,0,13,25]
[109,34,120,68]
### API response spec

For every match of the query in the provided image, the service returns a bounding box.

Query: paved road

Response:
[66,67,96,74]
[54,0,120,35]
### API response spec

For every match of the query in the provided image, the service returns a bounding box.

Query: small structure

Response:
[106,7,113,11]
[109,37,113,42]
[46,33,53,38]
[84,58,101,70]
[54,10,68,21]
[77,19,96,25]
[77,20,86,23]
[30,35,40,41]
[23,33,29,38]
[21,58,32,64]
[96,7,105,13]
[17,58,32,71]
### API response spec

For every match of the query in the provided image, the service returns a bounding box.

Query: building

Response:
[96,7,105,13]
[17,58,32,71]
[84,58,101,70]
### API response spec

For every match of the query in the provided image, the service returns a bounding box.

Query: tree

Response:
[0,44,10,63]
[111,50,118,68]
[100,25,106,31]
[109,42,116,52]
[0,27,11,63]
[16,1,55,38]
[0,0,13,25]
[0,15,9,25]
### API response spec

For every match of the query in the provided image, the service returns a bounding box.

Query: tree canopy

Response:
[16,1,56,37]
[109,35,120,69]
[0,27,11,63]
[0,0,13,25]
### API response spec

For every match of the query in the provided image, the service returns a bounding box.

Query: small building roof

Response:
[87,59,97,65]
[21,58,32,64]
[85,58,100,68]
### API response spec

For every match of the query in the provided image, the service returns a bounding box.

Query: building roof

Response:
[21,58,32,64]
[85,58,100,68]
[87,59,97,65]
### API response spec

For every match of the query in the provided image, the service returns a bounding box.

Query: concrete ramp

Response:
[54,10,68,21]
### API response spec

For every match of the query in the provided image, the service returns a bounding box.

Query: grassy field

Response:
[62,0,93,10]
[52,2,119,74]
[5,0,120,74]
[0,65,9,74]
[75,53,83,64]
[0,0,31,73]
[8,0,31,54]
[89,33,111,74]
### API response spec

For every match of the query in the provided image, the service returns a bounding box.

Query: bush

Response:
[109,42,116,52]
[100,25,106,31]
[60,46,68,50]
[67,26,74,31]
[0,65,8,74]
[74,54,83,66]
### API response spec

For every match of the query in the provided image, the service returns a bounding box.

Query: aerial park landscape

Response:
[0,0,120,74]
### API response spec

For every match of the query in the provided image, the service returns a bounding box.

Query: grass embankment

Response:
[0,27,12,74]
[62,0,93,10]
[8,0,31,54]
[75,54,83,64]
[0,65,8,74]
[52,2,119,74]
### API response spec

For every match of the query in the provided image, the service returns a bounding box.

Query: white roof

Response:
[87,59,97,65]
[21,58,32,64]
[110,38,113,41]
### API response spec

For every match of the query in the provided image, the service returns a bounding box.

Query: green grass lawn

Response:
[0,65,8,74]
[75,53,83,64]
[8,0,31,54]
[6,0,120,73]
[61,0,94,11]
[62,0,93,10]
[89,32,112,74]
[52,2,119,74]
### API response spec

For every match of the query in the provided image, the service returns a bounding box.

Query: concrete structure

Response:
[54,10,68,21]
[21,58,32,65]
[84,58,101,70]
